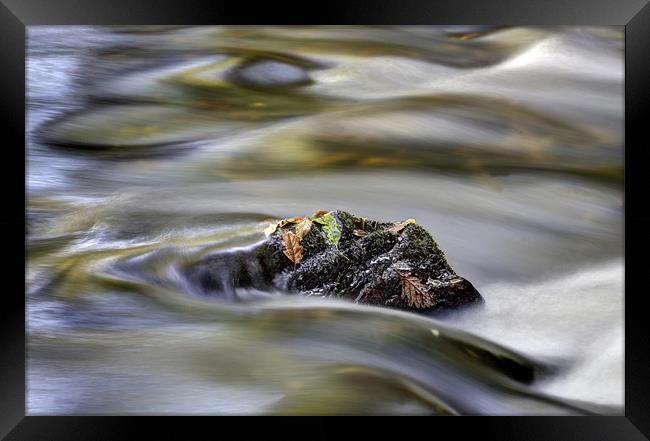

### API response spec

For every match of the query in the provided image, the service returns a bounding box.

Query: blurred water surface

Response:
[26,26,623,414]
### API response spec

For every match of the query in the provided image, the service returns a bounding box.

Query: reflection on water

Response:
[26,26,623,415]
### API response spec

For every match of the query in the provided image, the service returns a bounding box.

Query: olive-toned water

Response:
[26,26,623,414]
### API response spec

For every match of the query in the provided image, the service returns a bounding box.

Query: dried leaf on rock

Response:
[282,231,304,270]
[295,218,313,240]
[279,216,305,227]
[388,218,416,234]
[266,216,307,237]
[395,269,435,309]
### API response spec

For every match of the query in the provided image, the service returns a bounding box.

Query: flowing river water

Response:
[26,26,624,415]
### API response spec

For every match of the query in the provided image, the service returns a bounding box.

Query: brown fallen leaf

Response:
[265,216,307,237]
[395,269,435,309]
[353,229,368,237]
[282,231,304,270]
[388,218,416,234]
[311,209,329,218]
[295,218,313,240]
[279,216,305,227]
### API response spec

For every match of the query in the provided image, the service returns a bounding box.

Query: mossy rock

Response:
[185,210,483,313]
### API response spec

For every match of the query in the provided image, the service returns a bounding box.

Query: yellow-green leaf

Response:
[312,213,341,246]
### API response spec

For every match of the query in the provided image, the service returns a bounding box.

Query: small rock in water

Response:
[227,60,313,88]
[185,210,483,313]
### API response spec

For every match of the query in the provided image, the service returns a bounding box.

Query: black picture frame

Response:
[2,0,649,438]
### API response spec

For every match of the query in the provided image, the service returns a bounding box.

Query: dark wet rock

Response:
[226,60,313,88]
[184,210,483,313]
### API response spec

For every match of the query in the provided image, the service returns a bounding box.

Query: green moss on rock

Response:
[185,210,483,313]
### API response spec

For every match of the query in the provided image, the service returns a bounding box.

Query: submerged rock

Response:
[185,210,483,313]
[226,60,313,88]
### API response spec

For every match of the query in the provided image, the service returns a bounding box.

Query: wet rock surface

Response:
[227,60,313,88]
[185,210,483,313]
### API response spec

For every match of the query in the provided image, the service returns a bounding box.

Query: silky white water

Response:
[27,26,623,415]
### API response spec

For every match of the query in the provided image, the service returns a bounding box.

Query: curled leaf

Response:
[279,216,305,227]
[312,209,329,218]
[388,218,416,234]
[295,218,313,240]
[266,216,307,237]
[282,231,303,270]
[353,216,368,237]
